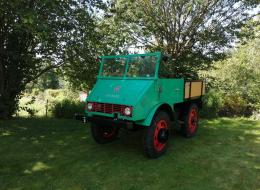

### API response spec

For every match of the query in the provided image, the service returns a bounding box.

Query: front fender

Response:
[135,103,170,127]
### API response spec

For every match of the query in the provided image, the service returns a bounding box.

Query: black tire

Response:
[91,123,119,144]
[181,104,199,138]
[143,111,170,158]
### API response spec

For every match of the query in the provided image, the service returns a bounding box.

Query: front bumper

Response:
[89,116,133,128]
[75,114,134,129]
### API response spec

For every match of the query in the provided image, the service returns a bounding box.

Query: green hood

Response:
[87,79,154,106]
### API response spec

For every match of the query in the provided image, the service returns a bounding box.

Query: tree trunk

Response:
[0,90,19,120]
[0,64,19,119]
[0,57,7,119]
[0,98,16,119]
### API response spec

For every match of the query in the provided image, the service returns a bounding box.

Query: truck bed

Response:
[184,81,205,100]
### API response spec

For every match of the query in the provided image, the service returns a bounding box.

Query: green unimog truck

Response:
[84,52,205,158]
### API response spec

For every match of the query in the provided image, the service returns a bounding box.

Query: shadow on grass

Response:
[0,117,259,190]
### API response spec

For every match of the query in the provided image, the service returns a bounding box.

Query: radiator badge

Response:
[113,85,121,93]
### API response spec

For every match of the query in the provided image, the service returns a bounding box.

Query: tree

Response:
[202,30,260,116]
[108,0,259,78]
[0,0,103,118]
[210,40,260,104]
[35,70,60,90]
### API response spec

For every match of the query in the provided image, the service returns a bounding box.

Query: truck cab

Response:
[85,52,205,158]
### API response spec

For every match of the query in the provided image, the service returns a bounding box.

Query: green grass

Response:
[0,118,259,190]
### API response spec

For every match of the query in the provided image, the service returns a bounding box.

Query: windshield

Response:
[102,58,127,77]
[101,53,159,78]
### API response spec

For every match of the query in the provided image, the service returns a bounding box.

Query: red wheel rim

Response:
[102,126,117,138]
[188,108,198,134]
[154,120,168,152]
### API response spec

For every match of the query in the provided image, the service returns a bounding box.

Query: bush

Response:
[201,90,253,118]
[200,90,223,118]
[18,88,82,117]
[200,38,260,118]
[218,95,253,117]
[52,99,85,119]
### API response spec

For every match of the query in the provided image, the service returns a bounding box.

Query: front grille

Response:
[92,102,124,114]
[87,102,132,117]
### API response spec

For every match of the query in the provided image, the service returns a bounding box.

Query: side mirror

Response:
[96,57,101,63]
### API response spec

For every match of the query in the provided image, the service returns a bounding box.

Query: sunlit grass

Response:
[0,117,259,190]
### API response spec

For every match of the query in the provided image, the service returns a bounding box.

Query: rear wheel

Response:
[91,123,119,144]
[143,111,170,158]
[181,104,199,138]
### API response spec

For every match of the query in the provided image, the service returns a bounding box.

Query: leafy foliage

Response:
[200,89,223,118]
[19,96,37,117]
[107,0,259,79]
[219,95,253,117]
[18,88,81,117]
[202,35,260,116]
[51,99,84,119]
[31,70,60,91]
[0,0,103,118]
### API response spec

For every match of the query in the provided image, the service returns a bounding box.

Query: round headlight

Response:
[87,102,93,110]
[124,107,131,116]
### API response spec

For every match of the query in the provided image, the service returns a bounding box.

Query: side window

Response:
[127,56,157,77]
[159,56,172,78]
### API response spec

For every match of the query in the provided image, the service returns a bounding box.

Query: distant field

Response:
[0,118,259,190]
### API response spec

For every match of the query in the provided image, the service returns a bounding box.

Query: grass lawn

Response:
[0,117,259,190]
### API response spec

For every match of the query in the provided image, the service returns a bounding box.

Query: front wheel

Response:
[91,123,119,144]
[181,104,199,138]
[143,111,170,158]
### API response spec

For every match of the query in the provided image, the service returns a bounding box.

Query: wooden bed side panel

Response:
[185,82,190,99]
[190,82,202,97]
[185,81,205,99]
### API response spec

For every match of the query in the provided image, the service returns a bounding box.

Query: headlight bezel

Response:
[123,106,132,116]
[87,102,93,111]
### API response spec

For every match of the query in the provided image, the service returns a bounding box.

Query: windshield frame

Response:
[98,52,161,79]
